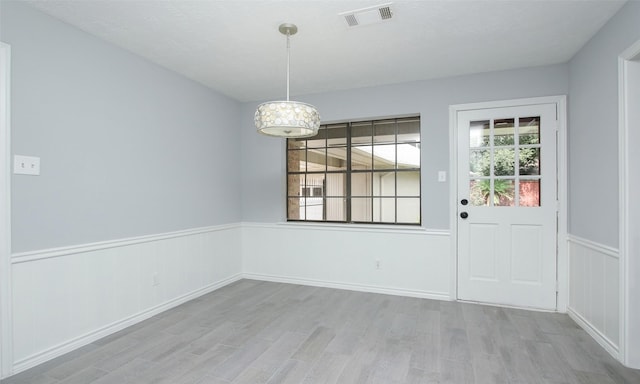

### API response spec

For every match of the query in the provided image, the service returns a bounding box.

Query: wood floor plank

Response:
[404,367,440,384]
[369,338,413,383]
[471,353,509,384]
[265,359,311,384]
[301,352,350,384]
[439,358,475,384]
[209,339,272,382]
[291,326,336,363]
[5,280,640,384]
[85,358,157,384]
[409,332,439,373]
[173,343,237,384]
[56,366,108,384]
[247,331,307,374]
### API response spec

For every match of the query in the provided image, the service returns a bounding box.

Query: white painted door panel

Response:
[457,104,557,310]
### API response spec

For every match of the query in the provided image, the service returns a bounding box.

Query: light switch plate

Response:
[14,155,40,175]
[438,171,446,182]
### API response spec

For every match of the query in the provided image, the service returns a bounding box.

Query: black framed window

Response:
[287,116,421,224]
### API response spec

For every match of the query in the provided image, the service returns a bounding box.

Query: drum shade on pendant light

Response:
[255,23,321,138]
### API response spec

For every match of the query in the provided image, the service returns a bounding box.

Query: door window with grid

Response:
[287,117,421,224]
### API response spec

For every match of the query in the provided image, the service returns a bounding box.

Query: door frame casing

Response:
[448,96,568,311]
[0,41,12,378]
[618,39,640,368]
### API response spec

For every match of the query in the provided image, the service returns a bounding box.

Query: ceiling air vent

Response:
[340,3,394,28]
[379,6,392,20]
[344,14,358,27]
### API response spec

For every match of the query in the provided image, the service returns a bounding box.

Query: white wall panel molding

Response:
[11,223,241,264]
[13,273,242,374]
[241,222,451,301]
[567,234,620,361]
[10,224,243,374]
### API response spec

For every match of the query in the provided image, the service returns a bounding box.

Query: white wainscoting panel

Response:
[567,235,620,358]
[241,222,451,300]
[10,224,242,373]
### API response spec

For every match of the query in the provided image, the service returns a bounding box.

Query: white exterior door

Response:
[457,103,558,310]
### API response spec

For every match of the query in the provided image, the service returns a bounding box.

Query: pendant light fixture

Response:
[255,23,321,138]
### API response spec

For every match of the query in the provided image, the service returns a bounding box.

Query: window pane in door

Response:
[494,148,515,176]
[519,148,540,175]
[494,179,515,206]
[470,120,490,147]
[519,117,540,144]
[519,179,541,207]
[470,149,490,177]
[469,179,490,206]
[494,119,515,145]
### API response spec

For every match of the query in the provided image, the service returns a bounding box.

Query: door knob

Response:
[461,199,468,206]
[460,212,468,219]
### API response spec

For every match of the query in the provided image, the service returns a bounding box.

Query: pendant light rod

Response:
[286,31,290,101]
[279,23,297,101]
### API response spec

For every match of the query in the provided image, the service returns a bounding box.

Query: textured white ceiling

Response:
[25,0,626,102]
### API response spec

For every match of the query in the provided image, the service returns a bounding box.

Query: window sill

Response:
[272,221,449,236]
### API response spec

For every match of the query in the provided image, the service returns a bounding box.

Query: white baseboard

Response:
[243,273,451,301]
[12,273,242,374]
[568,306,619,360]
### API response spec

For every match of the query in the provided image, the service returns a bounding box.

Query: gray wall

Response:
[568,0,640,247]
[1,2,242,252]
[240,65,569,229]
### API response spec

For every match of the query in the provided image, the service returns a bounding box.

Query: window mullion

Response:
[395,119,398,224]
[346,122,352,223]
[370,121,374,223]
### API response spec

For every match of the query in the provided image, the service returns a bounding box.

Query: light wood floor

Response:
[3,280,640,384]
